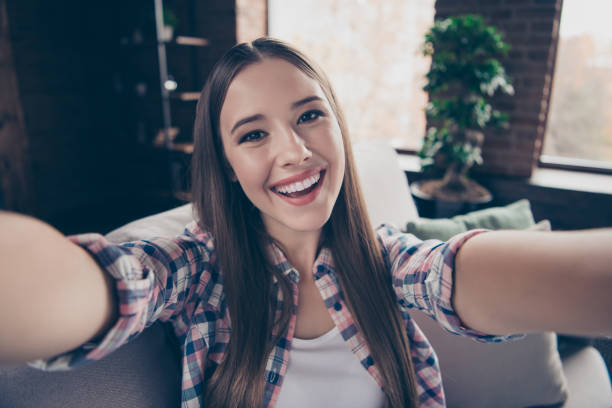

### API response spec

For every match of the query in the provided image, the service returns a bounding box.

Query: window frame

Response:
[538,155,612,176]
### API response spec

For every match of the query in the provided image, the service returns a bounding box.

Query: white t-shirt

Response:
[275,326,389,408]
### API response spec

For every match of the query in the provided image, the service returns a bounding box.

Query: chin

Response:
[264,207,332,236]
[284,213,331,233]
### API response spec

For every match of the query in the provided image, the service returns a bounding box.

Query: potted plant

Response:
[416,14,514,203]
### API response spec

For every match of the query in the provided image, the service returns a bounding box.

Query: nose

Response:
[275,127,312,167]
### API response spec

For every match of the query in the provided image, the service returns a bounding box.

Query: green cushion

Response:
[404,199,535,241]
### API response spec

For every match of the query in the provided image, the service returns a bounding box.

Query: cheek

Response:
[230,155,269,197]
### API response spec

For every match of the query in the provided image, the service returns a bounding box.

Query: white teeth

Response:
[274,171,321,194]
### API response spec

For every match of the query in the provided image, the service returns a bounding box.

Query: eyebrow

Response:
[231,114,264,135]
[230,95,325,135]
[291,95,324,109]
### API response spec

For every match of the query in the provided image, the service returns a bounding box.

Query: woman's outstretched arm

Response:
[0,211,118,365]
[454,228,612,337]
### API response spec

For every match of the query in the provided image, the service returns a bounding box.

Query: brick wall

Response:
[434,0,562,178]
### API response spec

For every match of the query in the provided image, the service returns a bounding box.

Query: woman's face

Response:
[219,58,345,241]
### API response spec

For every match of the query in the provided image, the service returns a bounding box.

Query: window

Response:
[268,0,436,150]
[543,0,612,168]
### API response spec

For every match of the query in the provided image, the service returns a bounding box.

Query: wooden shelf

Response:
[168,143,194,154]
[153,127,193,154]
[169,92,200,101]
[173,36,209,47]
[120,36,209,48]
[154,127,180,146]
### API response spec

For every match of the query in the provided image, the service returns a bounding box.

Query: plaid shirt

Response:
[31,223,517,407]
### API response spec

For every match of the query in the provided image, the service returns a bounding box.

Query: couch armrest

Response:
[562,346,612,408]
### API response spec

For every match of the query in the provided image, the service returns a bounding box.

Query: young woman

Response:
[1,38,611,408]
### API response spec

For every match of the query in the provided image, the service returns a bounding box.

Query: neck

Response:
[266,226,322,283]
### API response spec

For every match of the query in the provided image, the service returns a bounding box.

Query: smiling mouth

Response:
[272,170,324,198]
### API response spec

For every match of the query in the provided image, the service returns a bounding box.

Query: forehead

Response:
[220,58,327,129]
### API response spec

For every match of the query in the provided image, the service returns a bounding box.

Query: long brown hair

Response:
[191,37,417,407]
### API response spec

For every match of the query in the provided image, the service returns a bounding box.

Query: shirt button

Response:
[267,371,279,384]
[334,302,342,311]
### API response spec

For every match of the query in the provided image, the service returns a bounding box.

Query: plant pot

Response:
[411,180,493,218]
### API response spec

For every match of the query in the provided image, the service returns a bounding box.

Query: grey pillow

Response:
[410,311,567,408]
[405,203,568,407]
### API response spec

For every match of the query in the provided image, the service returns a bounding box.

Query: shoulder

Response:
[69,221,220,282]
[108,220,217,264]
[375,223,425,258]
[182,220,216,254]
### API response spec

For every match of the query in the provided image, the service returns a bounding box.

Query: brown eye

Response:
[239,130,267,144]
[297,110,323,124]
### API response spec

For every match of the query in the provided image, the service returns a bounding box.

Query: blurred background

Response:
[1,0,610,234]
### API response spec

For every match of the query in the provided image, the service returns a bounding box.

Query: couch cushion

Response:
[0,322,181,408]
[410,312,567,407]
[105,203,194,243]
[352,140,419,228]
[404,199,535,240]
[404,201,568,407]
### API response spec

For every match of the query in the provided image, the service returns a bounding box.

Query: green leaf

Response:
[421,13,514,170]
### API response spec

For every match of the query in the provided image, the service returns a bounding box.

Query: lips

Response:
[270,169,326,205]
[273,171,321,196]
[270,168,323,191]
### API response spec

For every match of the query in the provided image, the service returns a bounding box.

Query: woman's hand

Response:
[0,211,117,365]
[454,228,612,337]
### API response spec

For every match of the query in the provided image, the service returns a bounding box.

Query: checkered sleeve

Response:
[377,224,522,343]
[29,222,215,370]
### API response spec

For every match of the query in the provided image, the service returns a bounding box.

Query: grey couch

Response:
[1,142,610,407]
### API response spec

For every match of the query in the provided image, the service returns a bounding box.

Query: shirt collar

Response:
[267,242,335,284]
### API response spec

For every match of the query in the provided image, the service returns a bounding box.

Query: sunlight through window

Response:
[543,0,612,165]
[268,0,436,150]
